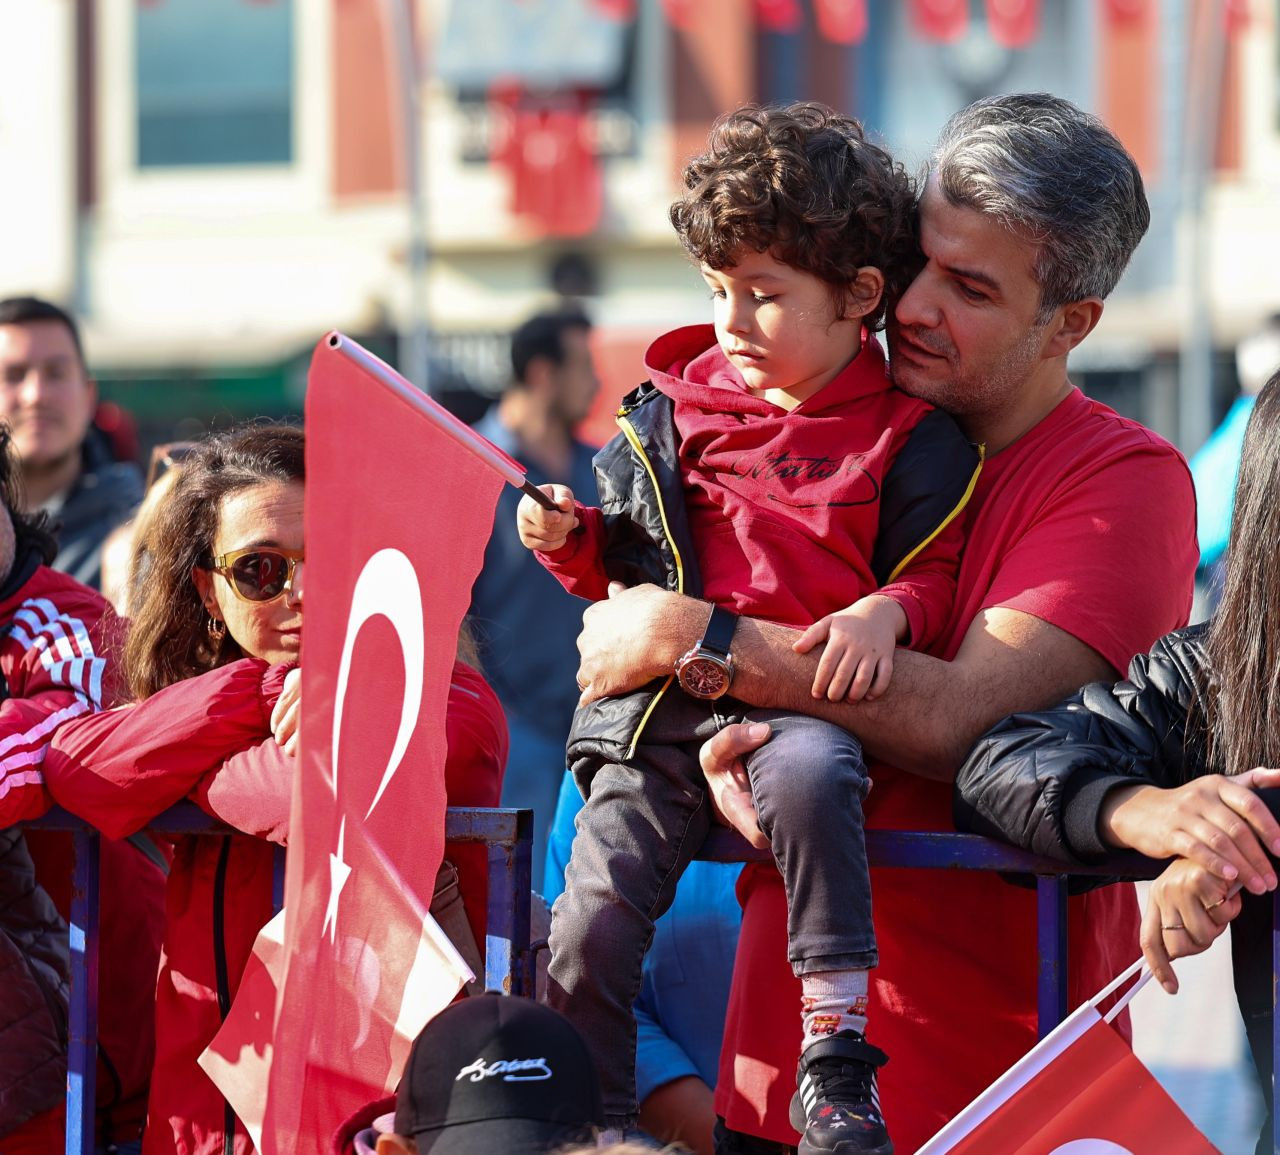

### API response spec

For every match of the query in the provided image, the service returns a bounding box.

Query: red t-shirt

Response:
[715,387,1198,1152]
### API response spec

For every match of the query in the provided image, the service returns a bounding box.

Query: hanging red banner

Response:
[814,0,869,44]
[755,0,803,33]
[909,0,968,42]
[1225,0,1251,33]
[591,0,637,20]
[491,85,603,240]
[985,0,1038,48]
[1102,0,1149,26]
[659,0,697,28]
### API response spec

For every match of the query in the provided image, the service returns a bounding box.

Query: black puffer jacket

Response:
[567,381,980,765]
[955,623,1211,864]
[0,826,70,1132]
[954,624,1276,1155]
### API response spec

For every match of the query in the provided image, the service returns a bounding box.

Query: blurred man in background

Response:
[468,306,600,878]
[0,296,142,590]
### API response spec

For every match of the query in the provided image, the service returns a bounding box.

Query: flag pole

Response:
[325,332,560,512]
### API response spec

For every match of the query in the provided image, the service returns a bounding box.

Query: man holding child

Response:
[570,92,1199,1153]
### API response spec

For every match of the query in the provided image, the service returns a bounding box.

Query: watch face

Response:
[679,656,731,700]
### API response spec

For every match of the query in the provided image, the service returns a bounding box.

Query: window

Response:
[135,0,293,167]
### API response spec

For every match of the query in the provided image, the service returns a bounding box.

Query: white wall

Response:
[0,0,77,303]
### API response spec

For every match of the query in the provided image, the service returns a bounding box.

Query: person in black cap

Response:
[332,993,604,1155]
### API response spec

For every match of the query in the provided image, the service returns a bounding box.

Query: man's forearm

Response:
[727,616,974,778]
[727,607,1116,780]
[577,589,1114,780]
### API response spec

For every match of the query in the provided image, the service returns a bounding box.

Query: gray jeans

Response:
[548,694,875,1124]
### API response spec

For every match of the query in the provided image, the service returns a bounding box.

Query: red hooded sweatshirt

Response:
[542,324,963,647]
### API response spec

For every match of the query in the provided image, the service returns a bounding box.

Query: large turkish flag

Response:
[258,333,512,1154]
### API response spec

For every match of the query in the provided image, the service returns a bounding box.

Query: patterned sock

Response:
[800,969,870,1051]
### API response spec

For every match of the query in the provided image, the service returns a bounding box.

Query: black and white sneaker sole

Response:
[787,1090,894,1155]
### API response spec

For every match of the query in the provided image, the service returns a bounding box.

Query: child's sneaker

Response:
[788,1031,892,1155]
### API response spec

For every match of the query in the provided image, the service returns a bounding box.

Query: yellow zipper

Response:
[885,442,986,583]
[617,412,684,758]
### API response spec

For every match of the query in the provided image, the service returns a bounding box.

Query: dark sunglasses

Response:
[145,441,198,490]
[208,547,304,604]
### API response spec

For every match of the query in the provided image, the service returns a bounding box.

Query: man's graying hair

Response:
[932,92,1150,321]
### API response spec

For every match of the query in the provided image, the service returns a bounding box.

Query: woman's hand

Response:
[575,584,700,705]
[1141,857,1242,993]
[699,722,772,850]
[271,667,302,756]
[1100,768,1280,893]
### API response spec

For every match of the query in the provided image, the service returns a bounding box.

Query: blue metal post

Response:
[272,844,286,913]
[510,808,534,997]
[67,827,100,1155]
[464,809,530,995]
[1036,874,1069,1039]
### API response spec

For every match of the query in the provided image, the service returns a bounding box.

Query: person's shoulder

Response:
[449,659,504,718]
[3,564,111,621]
[1062,390,1185,462]
[88,458,145,505]
[1149,622,1209,668]
[0,566,116,675]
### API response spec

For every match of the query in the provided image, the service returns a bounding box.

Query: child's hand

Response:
[516,484,579,552]
[793,595,906,702]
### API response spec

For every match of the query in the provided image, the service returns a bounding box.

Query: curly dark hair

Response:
[669,102,920,328]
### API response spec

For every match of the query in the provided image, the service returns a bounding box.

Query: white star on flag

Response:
[323,817,352,944]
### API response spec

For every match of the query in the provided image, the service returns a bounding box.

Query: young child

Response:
[518,102,980,1155]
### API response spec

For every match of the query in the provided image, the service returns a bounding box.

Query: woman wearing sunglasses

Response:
[39,424,508,1155]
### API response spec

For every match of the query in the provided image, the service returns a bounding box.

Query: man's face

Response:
[0,320,96,473]
[549,327,601,427]
[888,178,1050,435]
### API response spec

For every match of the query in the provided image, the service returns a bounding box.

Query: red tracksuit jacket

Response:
[0,562,165,1151]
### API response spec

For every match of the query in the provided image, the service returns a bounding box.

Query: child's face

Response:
[700,252,864,405]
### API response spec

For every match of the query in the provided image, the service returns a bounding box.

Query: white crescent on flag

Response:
[327,547,425,817]
[1049,1144,1136,1154]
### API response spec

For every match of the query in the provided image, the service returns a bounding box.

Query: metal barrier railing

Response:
[31,803,535,1155]
[701,825,1280,1155]
[28,810,1278,1154]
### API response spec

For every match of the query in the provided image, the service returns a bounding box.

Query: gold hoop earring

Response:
[207,617,226,642]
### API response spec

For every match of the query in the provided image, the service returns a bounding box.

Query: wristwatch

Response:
[674,605,738,700]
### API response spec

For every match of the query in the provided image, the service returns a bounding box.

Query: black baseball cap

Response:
[394,993,604,1153]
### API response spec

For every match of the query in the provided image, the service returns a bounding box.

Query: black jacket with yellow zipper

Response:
[565,379,982,775]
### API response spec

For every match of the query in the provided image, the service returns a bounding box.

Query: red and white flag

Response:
[918,961,1220,1154]
[254,333,514,1154]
